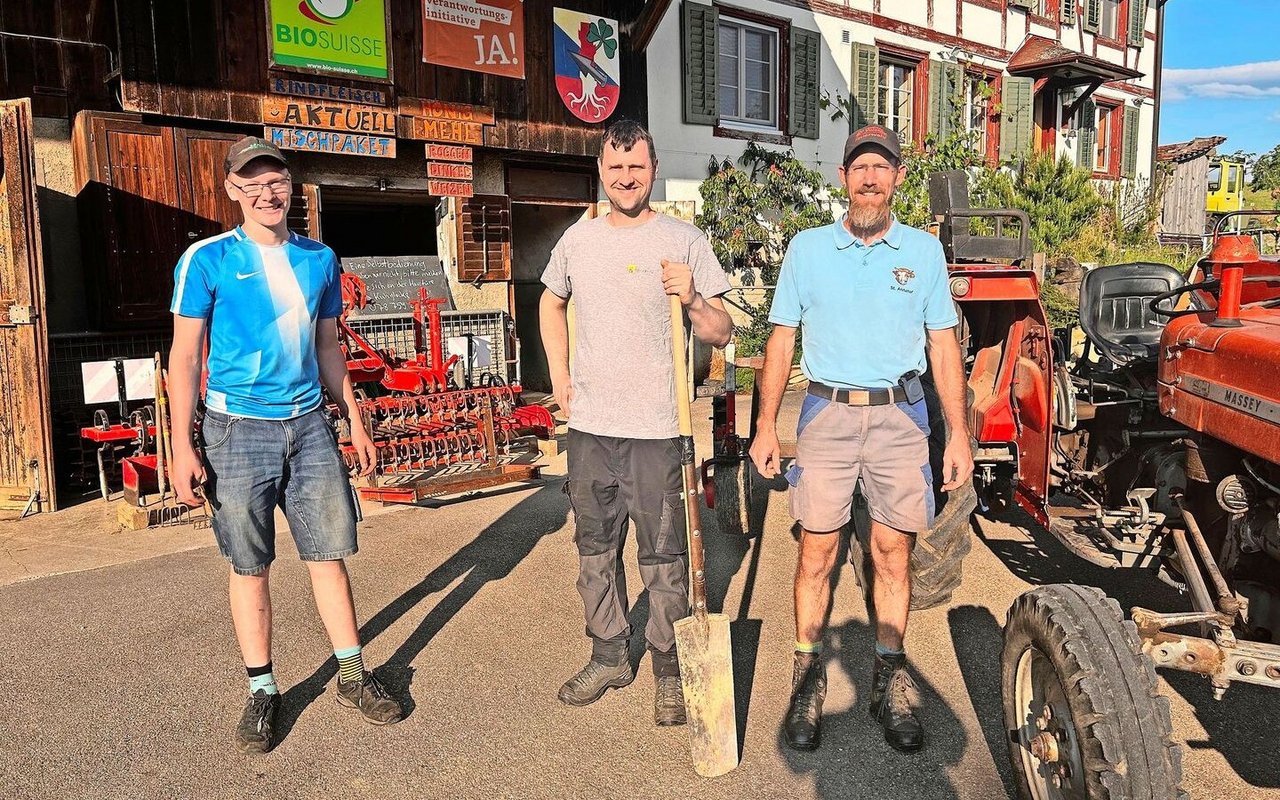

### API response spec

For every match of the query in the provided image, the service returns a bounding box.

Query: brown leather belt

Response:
[808,381,907,406]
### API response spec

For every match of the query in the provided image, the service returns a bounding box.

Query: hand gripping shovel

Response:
[669,295,739,778]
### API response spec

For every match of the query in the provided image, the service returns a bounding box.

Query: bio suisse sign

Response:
[268,0,390,80]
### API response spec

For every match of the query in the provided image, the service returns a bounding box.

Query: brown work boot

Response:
[336,671,404,725]
[869,652,924,752]
[784,652,826,751]
[558,659,635,706]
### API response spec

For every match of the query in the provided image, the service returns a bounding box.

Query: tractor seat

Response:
[1078,262,1185,366]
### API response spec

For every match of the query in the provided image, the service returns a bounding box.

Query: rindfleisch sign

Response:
[269,77,388,106]
[262,96,396,134]
[267,125,397,158]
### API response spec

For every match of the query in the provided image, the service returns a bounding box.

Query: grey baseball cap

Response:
[843,124,903,167]
[224,136,288,175]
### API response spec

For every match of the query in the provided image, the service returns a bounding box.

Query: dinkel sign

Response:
[268,0,390,80]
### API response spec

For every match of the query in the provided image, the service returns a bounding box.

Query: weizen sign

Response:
[267,126,396,158]
[429,179,475,197]
[262,97,396,134]
[268,0,390,80]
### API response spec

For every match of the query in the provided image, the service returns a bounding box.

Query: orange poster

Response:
[422,0,526,79]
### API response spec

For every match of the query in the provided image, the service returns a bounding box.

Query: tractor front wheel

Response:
[1002,584,1187,800]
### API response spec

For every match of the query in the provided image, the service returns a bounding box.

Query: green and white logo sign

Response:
[269,0,389,79]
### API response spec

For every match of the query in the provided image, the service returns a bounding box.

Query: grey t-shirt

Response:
[542,213,731,439]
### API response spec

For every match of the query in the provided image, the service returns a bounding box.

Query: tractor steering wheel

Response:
[1148,280,1217,319]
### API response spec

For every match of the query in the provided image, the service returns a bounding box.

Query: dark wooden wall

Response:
[114,0,649,155]
[0,0,117,118]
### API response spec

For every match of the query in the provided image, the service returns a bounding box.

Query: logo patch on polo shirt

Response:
[892,267,915,286]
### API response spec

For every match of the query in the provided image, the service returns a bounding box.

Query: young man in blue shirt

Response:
[168,137,401,754]
[751,126,974,753]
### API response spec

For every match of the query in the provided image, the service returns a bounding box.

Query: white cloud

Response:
[1163,60,1280,101]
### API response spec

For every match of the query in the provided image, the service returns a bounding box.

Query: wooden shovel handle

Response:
[670,296,708,617]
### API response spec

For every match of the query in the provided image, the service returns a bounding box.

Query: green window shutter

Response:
[1128,0,1146,46]
[1077,98,1097,170]
[1083,0,1101,33]
[1062,0,1077,25]
[999,76,1034,161]
[681,1,718,125]
[788,27,820,139]
[928,60,962,140]
[1122,106,1140,177]
[850,42,879,130]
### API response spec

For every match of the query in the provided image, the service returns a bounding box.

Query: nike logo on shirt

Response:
[236,271,260,280]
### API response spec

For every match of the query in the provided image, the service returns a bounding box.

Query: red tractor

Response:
[938,182,1280,797]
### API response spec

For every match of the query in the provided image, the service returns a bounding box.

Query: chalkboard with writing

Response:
[340,255,454,316]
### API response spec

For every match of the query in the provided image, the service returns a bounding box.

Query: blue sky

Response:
[1160,0,1280,156]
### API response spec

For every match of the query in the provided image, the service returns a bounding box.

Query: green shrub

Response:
[984,149,1105,255]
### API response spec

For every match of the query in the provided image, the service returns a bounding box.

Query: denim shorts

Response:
[201,407,357,576]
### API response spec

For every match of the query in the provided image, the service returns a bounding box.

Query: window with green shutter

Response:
[1083,0,1101,33]
[789,27,820,139]
[682,1,718,126]
[999,76,1034,162]
[1128,0,1147,47]
[850,42,879,131]
[928,60,962,141]
[1062,0,1078,25]
[1076,97,1097,170]
[1122,106,1139,177]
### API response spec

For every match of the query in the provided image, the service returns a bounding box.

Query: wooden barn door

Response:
[0,99,55,511]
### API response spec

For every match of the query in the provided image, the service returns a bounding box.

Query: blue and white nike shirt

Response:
[171,227,343,420]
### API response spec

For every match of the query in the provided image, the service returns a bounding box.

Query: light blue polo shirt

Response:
[768,218,959,389]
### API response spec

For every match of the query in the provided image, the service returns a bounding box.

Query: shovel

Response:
[669,295,739,778]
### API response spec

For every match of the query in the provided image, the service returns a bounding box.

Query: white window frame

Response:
[964,73,993,156]
[1099,0,1122,40]
[877,58,915,143]
[716,16,781,132]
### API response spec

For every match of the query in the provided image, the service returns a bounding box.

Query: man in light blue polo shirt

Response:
[750,125,973,754]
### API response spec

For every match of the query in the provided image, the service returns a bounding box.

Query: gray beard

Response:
[846,194,892,239]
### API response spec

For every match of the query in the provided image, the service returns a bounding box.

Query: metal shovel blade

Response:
[673,611,738,777]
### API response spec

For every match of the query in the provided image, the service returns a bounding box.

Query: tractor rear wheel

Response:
[1002,584,1187,800]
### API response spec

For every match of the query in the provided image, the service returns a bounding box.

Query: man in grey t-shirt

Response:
[540,120,732,726]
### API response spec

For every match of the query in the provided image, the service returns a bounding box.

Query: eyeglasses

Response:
[228,178,292,198]
[845,163,898,177]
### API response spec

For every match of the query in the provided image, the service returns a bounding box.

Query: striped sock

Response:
[247,662,278,696]
[795,640,823,655]
[335,645,365,684]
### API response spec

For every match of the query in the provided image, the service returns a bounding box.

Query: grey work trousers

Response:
[567,429,689,676]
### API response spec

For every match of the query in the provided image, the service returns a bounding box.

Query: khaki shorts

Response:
[786,393,933,534]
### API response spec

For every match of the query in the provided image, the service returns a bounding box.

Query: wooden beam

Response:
[627,0,674,53]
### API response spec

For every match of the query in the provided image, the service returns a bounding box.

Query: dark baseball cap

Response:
[842,124,902,167]
[224,136,288,175]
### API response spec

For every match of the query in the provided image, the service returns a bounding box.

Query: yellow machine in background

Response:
[1206,155,1247,231]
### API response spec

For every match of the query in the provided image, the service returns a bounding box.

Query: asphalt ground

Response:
[1,396,1276,799]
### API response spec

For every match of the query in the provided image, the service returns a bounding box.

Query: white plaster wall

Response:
[647,1,1160,203]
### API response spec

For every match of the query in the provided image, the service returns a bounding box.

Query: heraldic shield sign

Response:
[553,8,621,123]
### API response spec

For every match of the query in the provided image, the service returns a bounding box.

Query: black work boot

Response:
[654,675,687,726]
[784,652,826,751]
[869,652,924,752]
[337,670,404,725]
[234,689,280,754]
